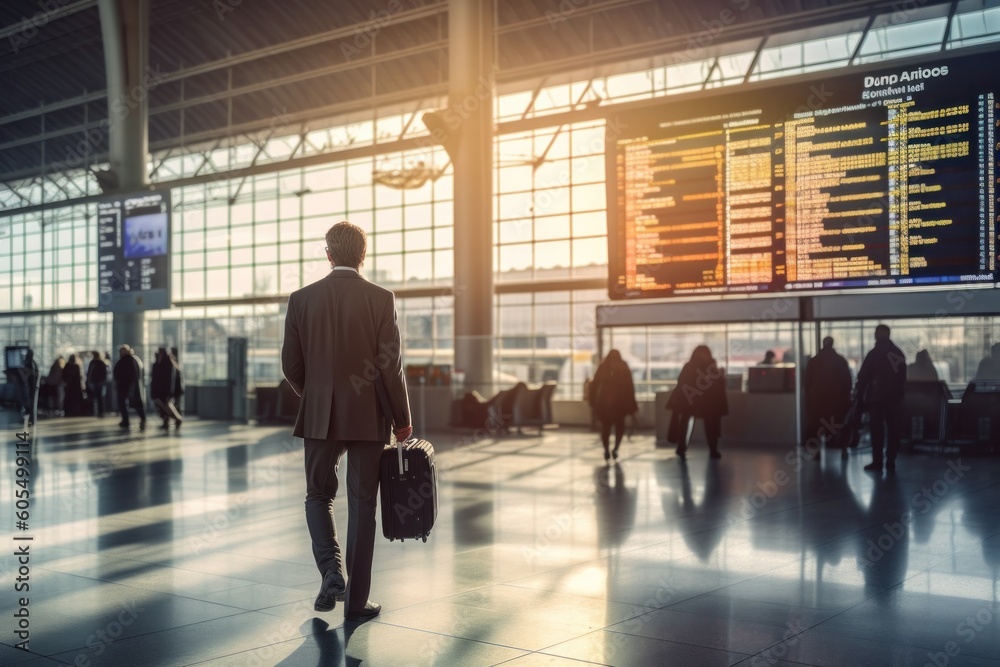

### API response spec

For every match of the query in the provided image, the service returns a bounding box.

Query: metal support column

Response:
[99,0,151,361]
[450,0,494,396]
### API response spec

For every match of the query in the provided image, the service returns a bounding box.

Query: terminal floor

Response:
[2,415,1000,667]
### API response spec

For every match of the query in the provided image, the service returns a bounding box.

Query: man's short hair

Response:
[875,324,891,338]
[822,336,834,348]
[325,221,367,268]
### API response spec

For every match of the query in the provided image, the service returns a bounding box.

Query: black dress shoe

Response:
[345,600,381,622]
[314,571,347,612]
[863,462,882,472]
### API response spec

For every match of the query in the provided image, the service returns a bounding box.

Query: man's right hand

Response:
[394,425,413,442]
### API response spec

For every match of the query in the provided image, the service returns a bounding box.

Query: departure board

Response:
[608,52,998,299]
[97,191,171,312]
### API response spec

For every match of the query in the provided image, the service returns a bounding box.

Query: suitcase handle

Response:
[375,370,410,478]
[390,431,407,479]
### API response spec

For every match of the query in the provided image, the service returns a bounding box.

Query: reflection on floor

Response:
[1,413,999,666]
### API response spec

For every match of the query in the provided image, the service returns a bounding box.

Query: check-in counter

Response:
[407,384,453,432]
[185,381,237,420]
[654,390,798,447]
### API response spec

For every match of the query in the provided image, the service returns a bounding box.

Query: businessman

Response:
[856,324,907,473]
[114,345,146,430]
[281,221,412,622]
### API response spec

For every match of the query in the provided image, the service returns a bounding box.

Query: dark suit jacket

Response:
[113,354,145,401]
[805,348,852,418]
[281,269,411,441]
[857,339,907,405]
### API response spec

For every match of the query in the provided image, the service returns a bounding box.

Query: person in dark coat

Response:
[46,356,65,416]
[62,354,85,416]
[973,343,1000,381]
[151,347,184,429]
[114,345,146,430]
[667,345,728,459]
[804,336,853,447]
[907,349,939,382]
[589,349,638,461]
[86,351,108,417]
[15,349,39,424]
[856,324,907,473]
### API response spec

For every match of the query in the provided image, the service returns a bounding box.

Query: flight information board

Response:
[608,52,998,299]
[97,191,171,312]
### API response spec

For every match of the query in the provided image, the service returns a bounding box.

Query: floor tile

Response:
[187,619,526,666]
[2,415,1000,665]
[541,629,747,666]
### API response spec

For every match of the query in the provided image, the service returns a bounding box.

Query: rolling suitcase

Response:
[380,437,437,542]
[374,372,437,542]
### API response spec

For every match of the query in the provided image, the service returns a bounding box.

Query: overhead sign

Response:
[97,190,171,312]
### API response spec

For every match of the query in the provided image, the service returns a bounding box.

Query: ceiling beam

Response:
[0,2,446,128]
[496,0,953,84]
[0,0,97,40]
[0,83,447,184]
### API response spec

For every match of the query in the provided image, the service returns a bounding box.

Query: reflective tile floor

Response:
[2,413,1000,666]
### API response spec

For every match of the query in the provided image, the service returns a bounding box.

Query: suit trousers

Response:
[117,384,145,424]
[304,438,383,614]
[674,413,721,450]
[599,416,625,453]
[868,401,903,465]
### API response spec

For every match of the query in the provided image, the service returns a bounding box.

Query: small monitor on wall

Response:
[5,346,29,371]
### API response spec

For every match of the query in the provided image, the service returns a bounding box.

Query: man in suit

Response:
[856,324,907,473]
[113,345,146,430]
[281,221,412,622]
